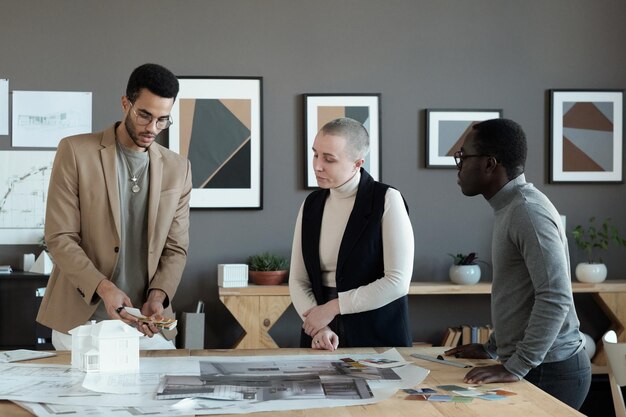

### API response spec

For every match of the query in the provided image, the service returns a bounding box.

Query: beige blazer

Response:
[36,124,192,335]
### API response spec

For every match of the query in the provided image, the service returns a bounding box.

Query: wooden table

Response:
[219,281,626,362]
[0,347,585,417]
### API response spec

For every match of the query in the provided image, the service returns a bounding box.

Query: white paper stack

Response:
[218,264,249,287]
[0,265,12,274]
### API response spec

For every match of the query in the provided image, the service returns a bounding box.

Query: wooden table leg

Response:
[220,295,291,349]
[259,296,293,348]
[591,292,626,366]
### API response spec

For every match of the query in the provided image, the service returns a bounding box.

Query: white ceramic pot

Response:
[582,333,596,360]
[449,264,481,285]
[575,263,607,283]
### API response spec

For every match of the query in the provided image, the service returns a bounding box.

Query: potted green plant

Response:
[572,217,626,283]
[448,252,481,285]
[247,252,289,285]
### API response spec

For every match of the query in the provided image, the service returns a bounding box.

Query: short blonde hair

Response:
[320,117,370,160]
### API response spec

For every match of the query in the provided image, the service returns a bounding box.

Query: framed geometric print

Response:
[426,109,502,168]
[169,77,263,208]
[550,90,623,183]
[303,93,381,188]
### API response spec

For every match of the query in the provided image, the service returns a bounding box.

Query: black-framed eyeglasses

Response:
[453,150,492,168]
[130,102,173,130]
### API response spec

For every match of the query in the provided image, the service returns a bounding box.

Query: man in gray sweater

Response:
[444,118,591,410]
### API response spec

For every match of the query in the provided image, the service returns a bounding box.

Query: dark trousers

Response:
[524,349,591,410]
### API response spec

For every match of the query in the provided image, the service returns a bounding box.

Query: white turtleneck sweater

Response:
[289,171,414,318]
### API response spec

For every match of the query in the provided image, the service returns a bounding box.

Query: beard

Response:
[124,116,152,150]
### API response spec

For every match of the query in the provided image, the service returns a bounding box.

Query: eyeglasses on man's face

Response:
[453,150,492,168]
[130,102,173,130]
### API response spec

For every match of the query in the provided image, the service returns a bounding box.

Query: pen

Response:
[410,353,472,368]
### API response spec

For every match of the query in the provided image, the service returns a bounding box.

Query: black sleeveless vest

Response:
[300,169,412,347]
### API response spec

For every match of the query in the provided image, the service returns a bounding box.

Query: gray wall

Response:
[1,0,625,347]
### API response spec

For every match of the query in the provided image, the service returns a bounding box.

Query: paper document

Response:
[0,350,56,363]
[1,349,429,416]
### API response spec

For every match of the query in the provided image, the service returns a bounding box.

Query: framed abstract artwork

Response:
[550,90,623,183]
[303,93,381,188]
[426,109,502,168]
[169,77,263,208]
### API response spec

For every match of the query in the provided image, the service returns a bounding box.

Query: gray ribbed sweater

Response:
[485,174,584,379]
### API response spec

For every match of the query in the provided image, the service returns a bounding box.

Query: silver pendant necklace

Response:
[117,141,148,193]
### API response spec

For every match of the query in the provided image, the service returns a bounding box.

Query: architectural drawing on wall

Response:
[0,151,56,244]
[0,79,8,135]
[12,91,92,148]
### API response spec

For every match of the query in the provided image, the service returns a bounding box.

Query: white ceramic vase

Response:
[575,263,607,283]
[582,333,596,360]
[449,264,481,285]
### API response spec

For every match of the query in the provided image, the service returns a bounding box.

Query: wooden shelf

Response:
[219,280,626,296]
[591,364,608,375]
[218,280,626,361]
[218,284,290,296]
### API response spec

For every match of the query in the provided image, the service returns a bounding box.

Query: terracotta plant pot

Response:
[249,270,288,285]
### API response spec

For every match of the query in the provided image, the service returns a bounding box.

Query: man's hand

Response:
[135,289,168,337]
[462,364,520,384]
[125,289,167,337]
[96,280,136,323]
[444,343,491,359]
[143,288,167,316]
[98,283,168,338]
[302,299,340,337]
[311,327,339,351]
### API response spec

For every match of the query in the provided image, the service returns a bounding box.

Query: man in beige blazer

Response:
[36,63,192,350]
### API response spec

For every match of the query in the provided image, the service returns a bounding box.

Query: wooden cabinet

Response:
[219,285,291,349]
[0,272,51,350]
[219,281,626,368]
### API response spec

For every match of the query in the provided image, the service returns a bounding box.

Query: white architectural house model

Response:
[69,320,143,372]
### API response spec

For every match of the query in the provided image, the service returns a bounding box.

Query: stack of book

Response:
[440,324,493,347]
[461,324,493,345]
[440,327,462,347]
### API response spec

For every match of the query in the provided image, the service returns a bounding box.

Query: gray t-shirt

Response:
[486,174,584,379]
[91,141,149,321]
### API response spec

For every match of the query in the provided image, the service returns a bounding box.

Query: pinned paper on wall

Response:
[0,79,8,135]
[12,90,92,148]
[0,150,56,244]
